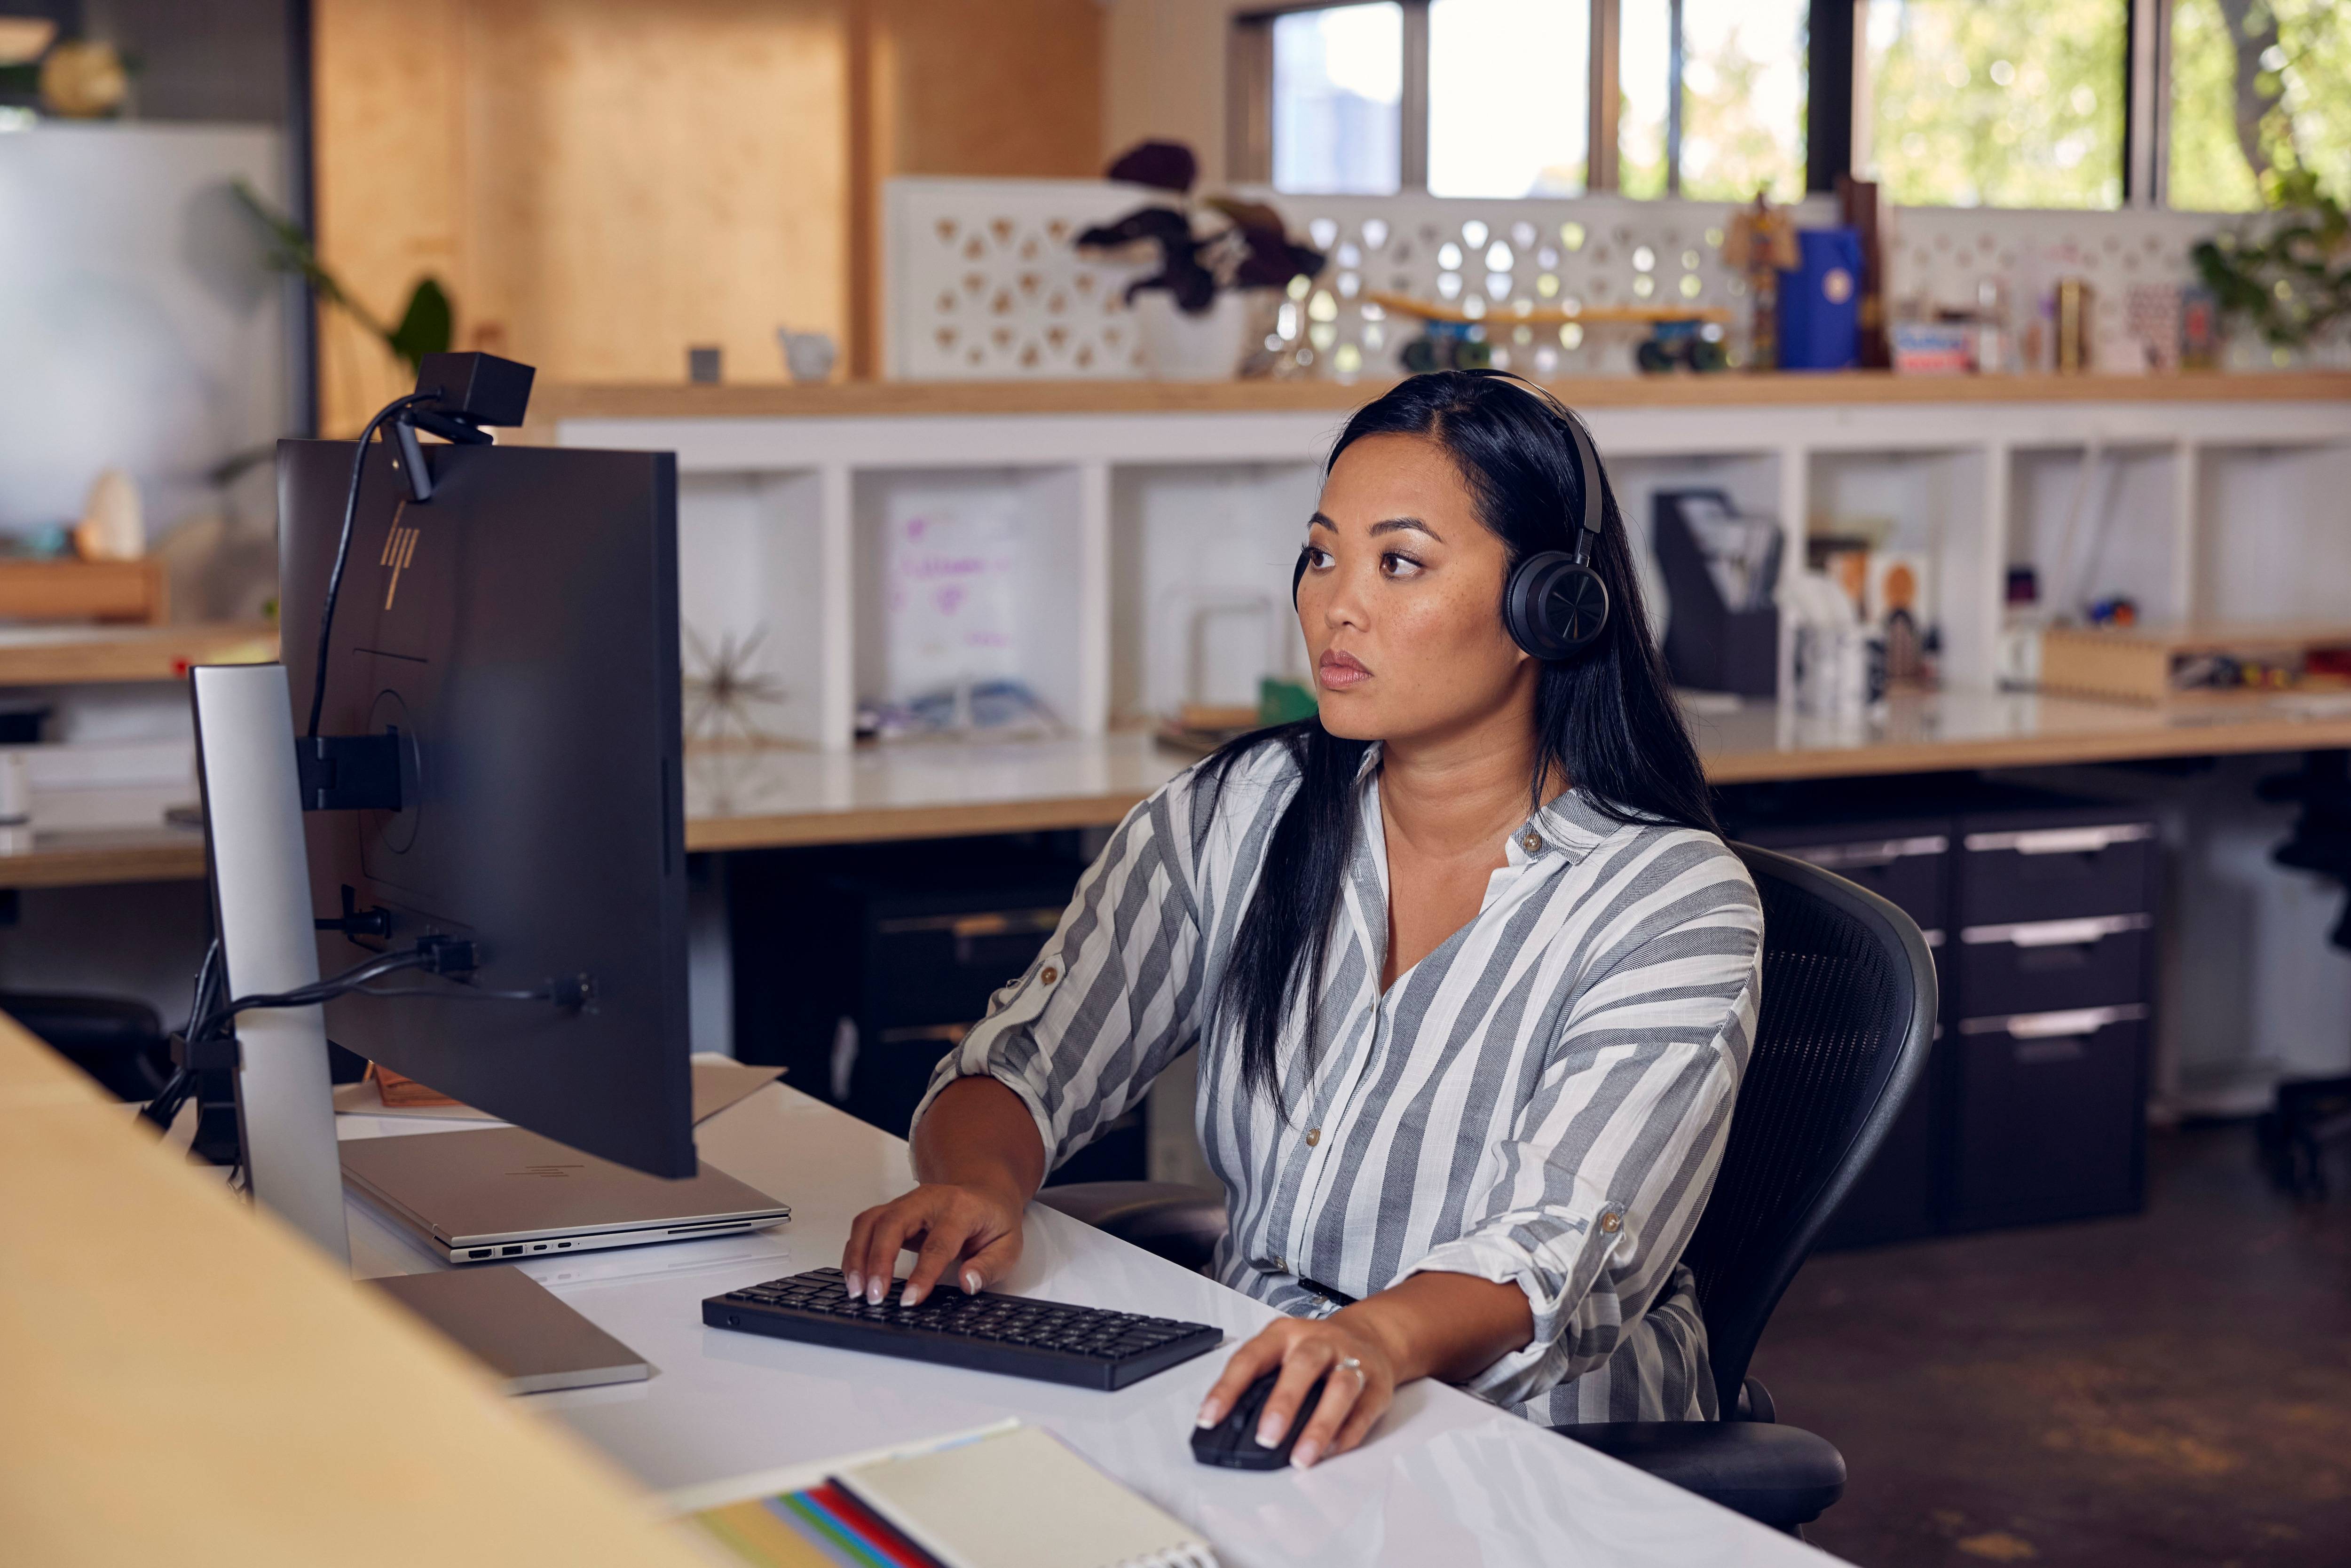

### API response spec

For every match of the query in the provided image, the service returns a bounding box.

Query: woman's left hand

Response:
[1194,1310,1398,1469]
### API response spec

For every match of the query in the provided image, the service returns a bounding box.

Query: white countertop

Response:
[339,1078,1830,1567]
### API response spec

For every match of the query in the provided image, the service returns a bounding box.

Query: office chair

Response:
[3,990,171,1101]
[1041,842,1938,1536]
[2255,750,2351,1199]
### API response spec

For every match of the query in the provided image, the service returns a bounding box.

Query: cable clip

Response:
[168,1030,241,1073]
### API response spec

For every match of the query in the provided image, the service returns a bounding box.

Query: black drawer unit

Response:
[1955,914,2150,1018]
[1727,783,2160,1246]
[726,839,1147,1184]
[868,902,1070,1029]
[1742,823,1950,934]
[1956,813,2158,926]
[1948,1007,2149,1231]
[1740,819,1952,1250]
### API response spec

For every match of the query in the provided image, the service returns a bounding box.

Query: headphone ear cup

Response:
[1504,552,1610,660]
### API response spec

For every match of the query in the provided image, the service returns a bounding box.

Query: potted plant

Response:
[1077,142,1325,379]
[2191,169,2351,368]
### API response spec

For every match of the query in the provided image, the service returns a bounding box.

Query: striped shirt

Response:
[914,738,1763,1424]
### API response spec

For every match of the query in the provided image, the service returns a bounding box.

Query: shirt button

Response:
[1521,829,1544,853]
[1039,965,1058,985]
[1305,1127,1321,1146]
[1599,1212,1623,1234]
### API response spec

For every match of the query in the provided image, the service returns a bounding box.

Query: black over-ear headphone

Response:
[1293,389,1610,661]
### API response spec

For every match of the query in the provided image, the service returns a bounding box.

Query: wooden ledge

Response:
[535,370,2351,425]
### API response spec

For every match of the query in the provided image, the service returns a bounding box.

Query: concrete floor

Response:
[1751,1124,2351,1567]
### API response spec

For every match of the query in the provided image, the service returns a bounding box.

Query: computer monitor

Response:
[277,437,694,1178]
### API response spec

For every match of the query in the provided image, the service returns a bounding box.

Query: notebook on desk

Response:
[687,1422,1218,1568]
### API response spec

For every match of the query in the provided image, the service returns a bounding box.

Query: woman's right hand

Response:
[840,1179,1027,1309]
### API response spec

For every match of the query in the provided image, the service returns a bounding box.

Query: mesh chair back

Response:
[1679,843,1937,1415]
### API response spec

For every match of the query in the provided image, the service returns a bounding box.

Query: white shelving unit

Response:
[554,387,2351,753]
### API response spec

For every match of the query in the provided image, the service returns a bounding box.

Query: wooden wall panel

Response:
[313,0,469,434]
[315,0,1104,428]
[877,0,1103,177]
[316,0,849,432]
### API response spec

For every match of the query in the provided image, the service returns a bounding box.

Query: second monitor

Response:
[278,433,694,1178]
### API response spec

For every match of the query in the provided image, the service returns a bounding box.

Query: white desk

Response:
[340,1078,1830,1567]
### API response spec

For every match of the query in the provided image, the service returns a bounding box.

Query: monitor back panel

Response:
[280,440,693,1177]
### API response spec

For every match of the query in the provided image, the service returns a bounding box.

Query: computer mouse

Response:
[1191,1369,1327,1470]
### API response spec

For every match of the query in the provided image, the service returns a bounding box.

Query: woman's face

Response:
[1296,433,1535,746]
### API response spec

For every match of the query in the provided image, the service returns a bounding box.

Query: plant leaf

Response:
[1105,140,1196,194]
[387,277,454,370]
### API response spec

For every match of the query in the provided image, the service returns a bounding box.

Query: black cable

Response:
[187,947,434,1044]
[140,938,226,1133]
[186,946,568,1046]
[349,982,554,1004]
[183,937,220,1038]
[137,1066,193,1133]
[306,391,436,739]
[142,945,556,1136]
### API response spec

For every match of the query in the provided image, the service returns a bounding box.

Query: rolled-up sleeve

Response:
[1400,862,1762,1407]
[908,770,1211,1171]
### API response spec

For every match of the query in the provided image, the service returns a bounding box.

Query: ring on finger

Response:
[1333,1355,1365,1386]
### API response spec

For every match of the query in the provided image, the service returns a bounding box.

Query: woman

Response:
[842,370,1761,1469]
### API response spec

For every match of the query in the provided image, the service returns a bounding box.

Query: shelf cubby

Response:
[2005,443,2185,625]
[1808,448,1994,685]
[851,465,1097,735]
[2190,441,2351,624]
[675,470,831,748]
[1109,462,1319,726]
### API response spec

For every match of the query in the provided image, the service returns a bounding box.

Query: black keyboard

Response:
[703,1267,1222,1391]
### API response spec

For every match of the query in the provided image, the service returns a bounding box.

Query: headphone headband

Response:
[1475,372,1604,567]
[1558,408,1604,567]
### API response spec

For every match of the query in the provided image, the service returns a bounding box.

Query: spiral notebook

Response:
[686,1422,1218,1568]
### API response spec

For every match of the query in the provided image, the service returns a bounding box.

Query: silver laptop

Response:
[341,1125,791,1265]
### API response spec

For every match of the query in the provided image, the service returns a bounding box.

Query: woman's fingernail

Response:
[866,1277,886,1305]
[1291,1440,1321,1469]
[844,1271,861,1298]
[1195,1402,1222,1428]
[1255,1416,1286,1448]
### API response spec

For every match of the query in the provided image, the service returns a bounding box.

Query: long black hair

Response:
[1203,370,1715,1110]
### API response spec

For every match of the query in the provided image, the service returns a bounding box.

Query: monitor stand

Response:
[190,662,351,1271]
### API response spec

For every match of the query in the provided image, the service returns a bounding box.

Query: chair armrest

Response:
[1033,1181,1228,1272]
[1554,1419,1846,1529]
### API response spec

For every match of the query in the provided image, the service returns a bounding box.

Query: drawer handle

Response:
[1960,1003,2148,1039]
[1782,834,1949,869]
[1964,824,2153,855]
[1960,913,2151,948]
[876,1023,972,1047]
[874,907,1067,938]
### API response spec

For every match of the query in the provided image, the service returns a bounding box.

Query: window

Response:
[1861,0,2126,209]
[1245,0,2332,213]
[1620,0,1809,201]
[1271,2,1404,194]
[2167,0,2351,212]
[1427,0,1590,197]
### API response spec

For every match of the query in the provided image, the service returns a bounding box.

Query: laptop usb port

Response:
[501,1245,523,1256]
